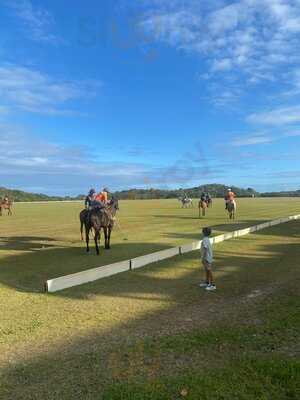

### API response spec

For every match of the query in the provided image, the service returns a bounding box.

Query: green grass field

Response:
[0,198,300,399]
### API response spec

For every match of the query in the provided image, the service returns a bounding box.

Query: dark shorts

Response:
[202,259,212,271]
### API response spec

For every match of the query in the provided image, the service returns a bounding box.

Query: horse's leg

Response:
[86,226,90,252]
[107,226,112,249]
[94,230,100,255]
[104,227,109,249]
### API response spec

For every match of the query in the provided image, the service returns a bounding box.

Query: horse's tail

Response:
[80,219,84,240]
[80,209,87,241]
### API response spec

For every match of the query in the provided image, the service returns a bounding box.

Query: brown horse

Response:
[0,199,13,216]
[227,200,236,220]
[198,200,207,218]
[80,198,119,255]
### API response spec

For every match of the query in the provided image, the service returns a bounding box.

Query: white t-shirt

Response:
[201,237,213,263]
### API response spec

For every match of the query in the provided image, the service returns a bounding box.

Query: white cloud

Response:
[6,0,60,43]
[139,0,300,102]
[141,10,201,47]
[0,64,101,116]
[0,124,227,194]
[231,133,275,146]
[211,58,233,72]
[247,105,300,125]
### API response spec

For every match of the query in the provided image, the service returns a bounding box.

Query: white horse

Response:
[179,197,193,208]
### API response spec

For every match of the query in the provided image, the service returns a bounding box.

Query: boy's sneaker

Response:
[199,282,208,288]
[206,284,216,291]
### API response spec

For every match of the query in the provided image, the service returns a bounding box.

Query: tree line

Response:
[1,184,299,202]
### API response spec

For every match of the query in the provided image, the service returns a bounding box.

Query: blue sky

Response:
[0,0,299,195]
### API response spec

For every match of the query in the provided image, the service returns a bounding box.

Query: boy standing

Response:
[200,227,216,291]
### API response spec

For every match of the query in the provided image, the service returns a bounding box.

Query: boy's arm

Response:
[201,243,209,259]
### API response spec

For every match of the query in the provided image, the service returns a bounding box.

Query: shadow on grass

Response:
[152,214,201,220]
[255,220,300,238]
[0,241,172,293]
[0,218,287,294]
[163,220,270,241]
[0,236,57,252]
[1,224,300,399]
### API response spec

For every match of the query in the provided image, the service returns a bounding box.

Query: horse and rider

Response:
[0,194,13,216]
[198,192,212,217]
[80,187,119,254]
[85,187,109,210]
[179,192,193,208]
[225,188,236,219]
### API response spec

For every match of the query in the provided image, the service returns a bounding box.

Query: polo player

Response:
[225,188,236,210]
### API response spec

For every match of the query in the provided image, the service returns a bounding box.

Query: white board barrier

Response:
[249,225,258,233]
[212,234,225,244]
[131,247,180,270]
[269,218,282,226]
[45,213,300,292]
[180,241,202,254]
[288,214,300,221]
[46,260,130,293]
[255,222,270,230]
[223,232,235,240]
[236,227,252,237]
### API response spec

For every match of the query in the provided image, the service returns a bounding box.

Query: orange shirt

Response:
[95,191,108,203]
[227,191,235,201]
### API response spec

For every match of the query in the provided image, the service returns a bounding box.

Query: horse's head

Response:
[108,197,119,215]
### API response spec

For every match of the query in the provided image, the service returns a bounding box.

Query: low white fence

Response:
[46,260,130,292]
[131,247,180,270]
[45,213,300,293]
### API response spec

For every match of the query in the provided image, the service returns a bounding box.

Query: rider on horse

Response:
[85,188,96,209]
[200,192,206,202]
[87,187,110,210]
[96,188,109,204]
[225,188,236,210]
[205,192,211,204]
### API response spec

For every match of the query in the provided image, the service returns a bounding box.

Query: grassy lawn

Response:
[0,197,300,291]
[0,198,299,399]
